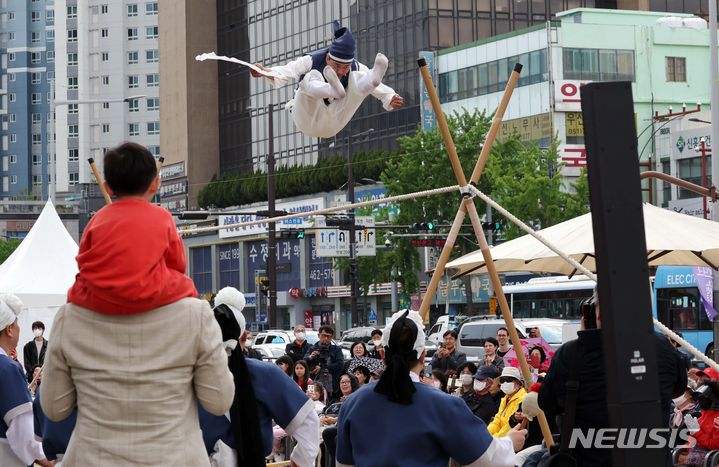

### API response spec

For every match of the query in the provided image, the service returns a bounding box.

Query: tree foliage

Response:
[0,238,21,265]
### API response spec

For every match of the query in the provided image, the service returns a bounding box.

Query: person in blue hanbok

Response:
[334,310,527,467]
[33,384,77,466]
[0,294,52,467]
[199,287,320,467]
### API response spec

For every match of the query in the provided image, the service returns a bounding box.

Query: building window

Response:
[145,26,158,39]
[46,10,54,21]
[128,75,139,88]
[101,4,109,13]
[68,104,78,114]
[69,125,79,138]
[102,124,110,133]
[67,6,77,18]
[46,30,55,41]
[69,173,79,185]
[31,93,41,104]
[563,48,635,82]
[68,29,77,42]
[46,51,54,62]
[31,32,41,43]
[31,52,41,64]
[33,154,42,165]
[8,32,15,41]
[8,73,15,82]
[128,99,139,112]
[10,175,17,184]
[8,12,14,20]
[128,4,138,16]
[146,2,159,15]
[9,134,16,143]
[32,134,42,145]
[102,52,109,61]
[148,145,160,155]
[146,73,159,87]
[146,49,159,63]
[31,11,41,22]
[32,113,41,124]
[33,175,42,186]
[47,92,52,103]
[47,112,54,122]
[9,155,16,164]
[102,76,109,85]
[147,121,160,135]
[9,93,15,102]
[128,28,138,40]
[146,97,159,111]
[101,28,109,38]
[9,114,16,123]
[102,102,110,109]
[31,73,41,84]
[129,123,140,136]
[8,52,14,61]
[666,57,687,83]
[128,51,138,64]
[68,77,78,90]
[68,149,79,161]
[68,53,78,66]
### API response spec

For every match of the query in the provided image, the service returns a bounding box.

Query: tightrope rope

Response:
[177,185,460,235]
[467,184,719,373]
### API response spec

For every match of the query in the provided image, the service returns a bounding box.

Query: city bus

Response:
[654,266,714,358]
[502,275,594,320]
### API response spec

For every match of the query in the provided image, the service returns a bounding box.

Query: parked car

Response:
[455,318,580,361]
[339,326,378,350]
[251,330,351,360]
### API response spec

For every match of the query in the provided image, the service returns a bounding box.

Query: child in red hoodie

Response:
[68,142,197,314]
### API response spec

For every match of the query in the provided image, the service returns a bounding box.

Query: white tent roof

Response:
[0,200,78,307]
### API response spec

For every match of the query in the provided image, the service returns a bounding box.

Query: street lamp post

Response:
[346,128,374,327]
[48,78,145,203]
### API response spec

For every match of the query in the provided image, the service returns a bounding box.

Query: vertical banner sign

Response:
[419,51,437,131]
[692,267,718,320]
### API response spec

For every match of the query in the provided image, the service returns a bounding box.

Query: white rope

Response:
[467,184,719,373]
[178,185,460,236]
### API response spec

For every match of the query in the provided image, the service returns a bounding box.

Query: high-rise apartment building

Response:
[53,0,160,198]
[0,0,54,200]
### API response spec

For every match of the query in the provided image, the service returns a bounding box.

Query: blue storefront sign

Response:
[309,237,333,288]
[245,239,302,292]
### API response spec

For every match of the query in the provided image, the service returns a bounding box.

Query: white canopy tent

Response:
[0,200,78,369]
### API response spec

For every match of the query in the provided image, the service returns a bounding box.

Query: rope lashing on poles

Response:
[177,185,460,236]
[466,184,719,374]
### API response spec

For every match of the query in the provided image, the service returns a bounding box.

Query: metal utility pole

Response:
[267,105,278,328]
[347,133,358,327]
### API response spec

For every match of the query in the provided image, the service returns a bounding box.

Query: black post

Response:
[267,105,278,328]
[581,81,664,467]
[347,134,359,327]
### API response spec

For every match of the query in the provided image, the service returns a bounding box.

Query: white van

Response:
[427,315,457,345]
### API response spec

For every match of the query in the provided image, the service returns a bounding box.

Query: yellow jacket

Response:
[487,387,527,437]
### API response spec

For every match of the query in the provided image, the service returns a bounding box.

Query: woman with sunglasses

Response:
[487,367,527,438]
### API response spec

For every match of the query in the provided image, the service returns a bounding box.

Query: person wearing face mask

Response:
[286,326,310,364]
[472,366,502,424]
[487,366,527,438]
[677,380,719,466]
[671,386,700,430]
[22,321,47,383]
[368,330,383,360]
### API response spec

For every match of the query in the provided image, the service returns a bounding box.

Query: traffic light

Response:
[481,221,502,233]
[412,221,438,231]
[278,229,305,239]
[260,278,270,296]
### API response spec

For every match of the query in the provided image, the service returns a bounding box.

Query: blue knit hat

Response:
[329,21,355,64]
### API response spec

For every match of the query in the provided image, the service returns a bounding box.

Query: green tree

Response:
[0,238,21,264]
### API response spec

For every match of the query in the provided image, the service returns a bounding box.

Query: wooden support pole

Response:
[416,57,553,448]
[88,158,112,205]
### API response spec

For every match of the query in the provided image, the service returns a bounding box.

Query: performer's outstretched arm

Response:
[356,61,404,111]
[252,55,313,88]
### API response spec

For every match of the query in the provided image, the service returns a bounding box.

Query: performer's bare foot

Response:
[323,66,346,99]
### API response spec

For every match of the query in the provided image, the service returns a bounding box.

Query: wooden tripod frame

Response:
[417,58,554,448]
